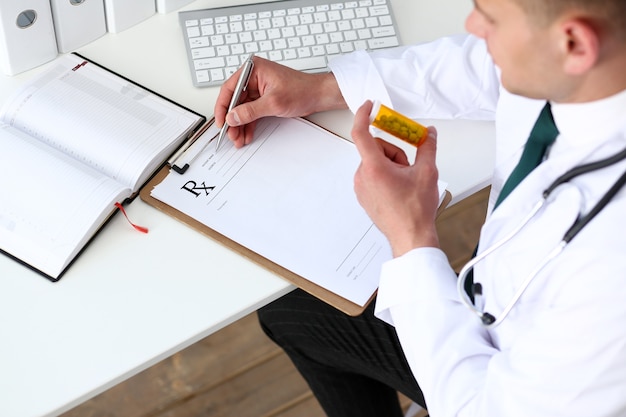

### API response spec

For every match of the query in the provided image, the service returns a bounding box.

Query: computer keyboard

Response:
[179,0,401,87]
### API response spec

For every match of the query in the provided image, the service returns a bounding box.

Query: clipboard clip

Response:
[168,118,219,174]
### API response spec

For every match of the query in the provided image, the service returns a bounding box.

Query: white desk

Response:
[0,1,494,416]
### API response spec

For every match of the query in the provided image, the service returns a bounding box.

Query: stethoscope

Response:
[458,146,626,328]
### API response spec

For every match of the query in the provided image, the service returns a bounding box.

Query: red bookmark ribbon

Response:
[115,202,149,234]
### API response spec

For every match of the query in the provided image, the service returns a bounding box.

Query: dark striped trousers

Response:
[257,288,426,417]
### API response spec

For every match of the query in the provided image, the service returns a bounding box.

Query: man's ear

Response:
[559,18,600,75]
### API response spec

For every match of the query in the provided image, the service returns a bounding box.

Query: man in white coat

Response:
[215,0,626,415]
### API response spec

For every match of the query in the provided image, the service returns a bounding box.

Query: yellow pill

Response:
[369,100,428,147]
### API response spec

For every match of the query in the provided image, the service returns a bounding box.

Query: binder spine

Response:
[156,0,195,14]
[49,0,107,53]
[103,0,155,33]
[0,0,58,76]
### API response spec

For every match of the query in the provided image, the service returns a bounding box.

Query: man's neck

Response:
[560,49,626,103]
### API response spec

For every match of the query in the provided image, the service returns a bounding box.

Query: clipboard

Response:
[140,123,452,317]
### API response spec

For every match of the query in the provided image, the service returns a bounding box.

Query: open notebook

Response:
[0,54,205,281]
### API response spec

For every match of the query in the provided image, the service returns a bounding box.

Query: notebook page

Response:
[0,123,128,278]
[0,55,202,192]
[151,117,391,307]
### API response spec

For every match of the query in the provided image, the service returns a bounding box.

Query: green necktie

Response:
[494,102,559,208]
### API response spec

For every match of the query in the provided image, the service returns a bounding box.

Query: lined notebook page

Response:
[0,54,201,192]
[0,124,128,277]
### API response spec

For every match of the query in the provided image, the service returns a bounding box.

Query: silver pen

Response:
[215,53,255,152]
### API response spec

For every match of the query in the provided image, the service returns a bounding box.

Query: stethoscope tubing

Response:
[458,146,626,328]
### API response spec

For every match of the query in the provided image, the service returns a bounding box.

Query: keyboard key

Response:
[210,34,225,45]
[215,23,228,34]
[313,35,328,46]
[328,10,341,20]
[231,44,245,54]
[230,21,243,32]
[226,55,240,66]
[210,68,225,81]
[239,32,252,42]
[342,9,355,19]
[355,7,369,18]
[245,42,260,53]
[368,36,399,49]
[303,35,317,46]
[282,27,296,37]
[312,45,325,55]
[354,40,368,50]
[370,5,389,16]
[278,56,327,71]
[340,42,354,53]
[187,26,200,37]
[274,38,288,49]
[192,47,215,59]
[379,15,392,26]
[300,46,313,57]
[296,25,310,36]
[189,37,210,48]
[372,26,395,38]
[288,37,302,48]
[310,23,323,34]
[196,69,210,83]
[194,57,226,70]
[325,43,340,54]
[269,50,283,61]
[283,48,297,60]
[337,20,351,31]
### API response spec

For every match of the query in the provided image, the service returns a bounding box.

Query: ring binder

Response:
[103,0,155,33]
[50,0,107,53]
[0,0,58,75]
[156,0,194,14]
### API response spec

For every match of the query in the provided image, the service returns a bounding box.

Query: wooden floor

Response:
[61,188,489,417]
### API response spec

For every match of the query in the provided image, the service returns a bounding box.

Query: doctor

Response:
[215,0,626,415]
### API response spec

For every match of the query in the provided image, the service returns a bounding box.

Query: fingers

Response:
[352,100,439,188]
[414,126,438,174]
[352,100,412,167]
[351,100,380,161]
[227,120,257,149]
[378,138,410,165]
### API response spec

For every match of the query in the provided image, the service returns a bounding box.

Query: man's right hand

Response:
[214,56,347,148]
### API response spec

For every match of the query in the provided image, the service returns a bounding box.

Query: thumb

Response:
[226,98,270,127]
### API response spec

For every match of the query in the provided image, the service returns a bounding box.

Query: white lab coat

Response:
[329,35,626,416]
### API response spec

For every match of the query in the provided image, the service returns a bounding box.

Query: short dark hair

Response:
[514,0,626,39]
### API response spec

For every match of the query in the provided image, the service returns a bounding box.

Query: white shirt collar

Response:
[551,89,626,149]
